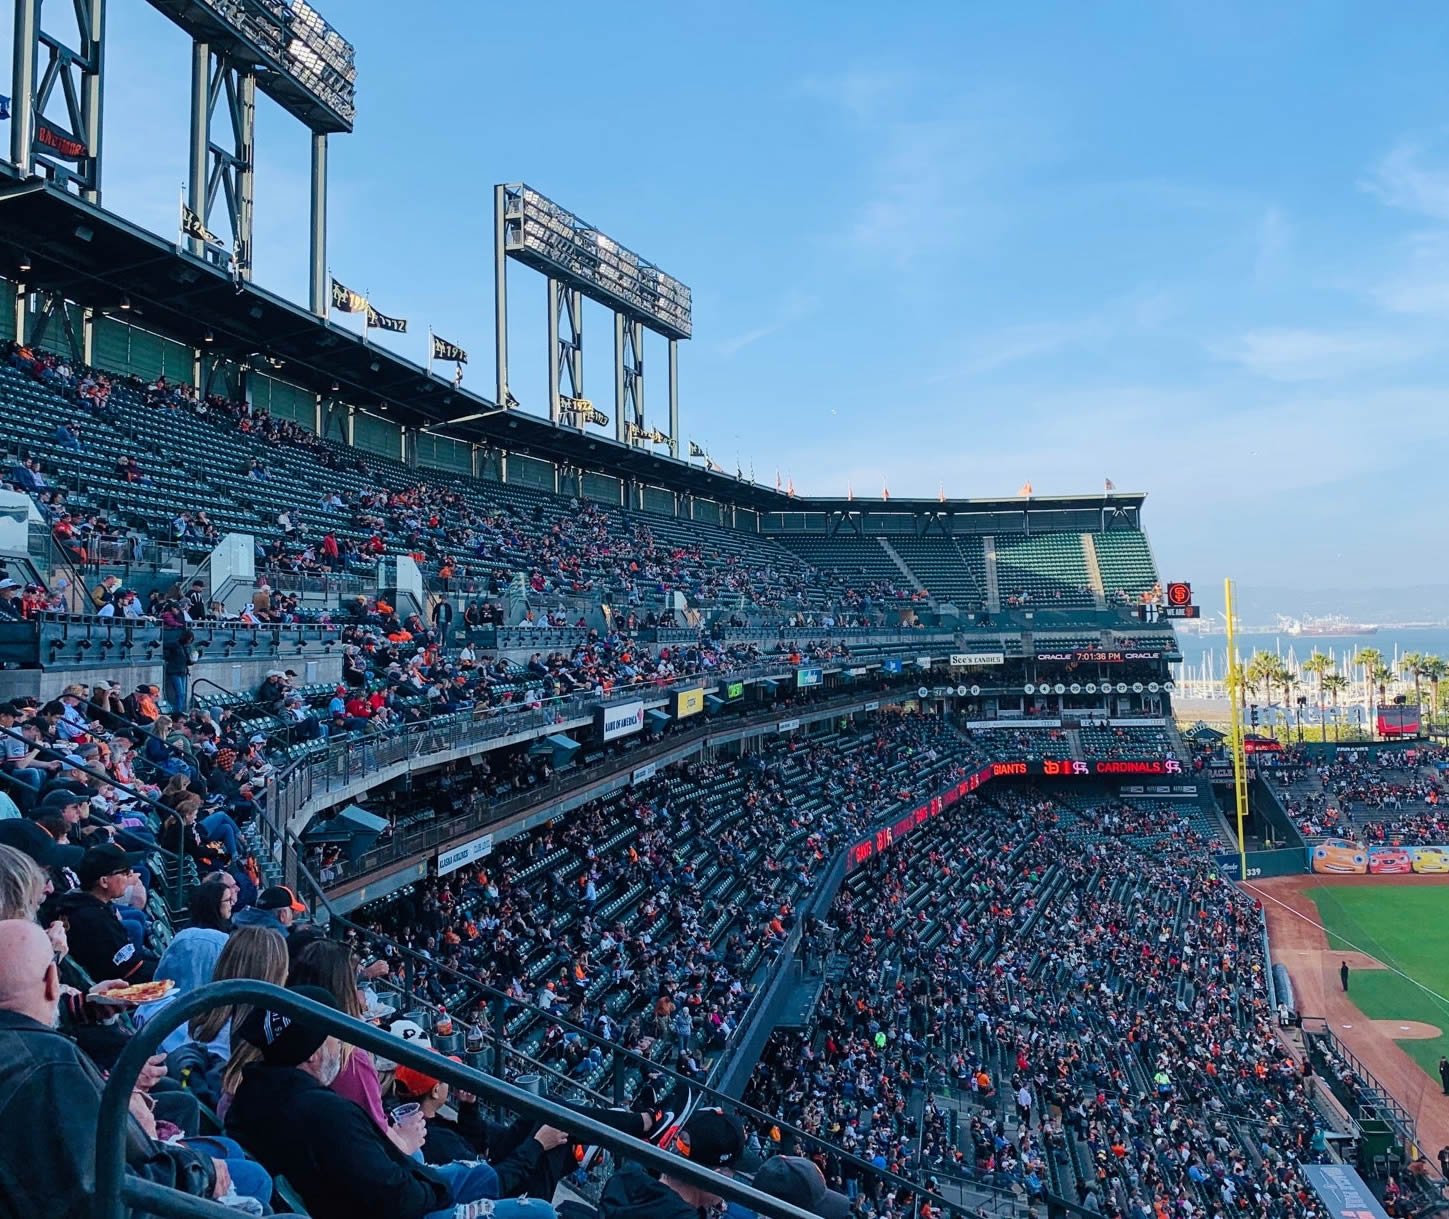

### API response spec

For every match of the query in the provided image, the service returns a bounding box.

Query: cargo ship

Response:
[1277,615,1379,637]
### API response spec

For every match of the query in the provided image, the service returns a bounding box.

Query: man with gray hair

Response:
[0,919,226,1218]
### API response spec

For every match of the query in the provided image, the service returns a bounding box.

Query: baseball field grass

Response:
[1308,883,1449,1083]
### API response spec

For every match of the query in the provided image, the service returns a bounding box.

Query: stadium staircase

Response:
[1079,532,1107,608]
[980,536,1003,613]
[877,537,931,598]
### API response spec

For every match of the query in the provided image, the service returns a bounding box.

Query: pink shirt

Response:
[332,1048,388,1131]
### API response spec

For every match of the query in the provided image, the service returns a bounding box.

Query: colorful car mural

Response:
[1367,845,1413,874]
[1309,840,1368,874]
[1411,846,1449,874]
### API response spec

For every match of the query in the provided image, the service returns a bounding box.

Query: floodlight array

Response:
[187,0,356,127]
[509,184,692,339]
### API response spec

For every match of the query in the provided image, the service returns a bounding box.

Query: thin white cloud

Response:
[1362,139,1449,221]
[715,292,819,356]
[1212,328,1433,382]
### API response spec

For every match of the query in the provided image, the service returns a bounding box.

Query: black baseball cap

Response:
[38,789,90,812]
[752,1156,853,1219]
[77,842,146,888]
[0,817,84,870]
[256,885,307,914]
[236,984,339,1066]
[673,1108,745,1170]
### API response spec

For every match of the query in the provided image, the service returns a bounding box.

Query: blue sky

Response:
[8,1,1449,596]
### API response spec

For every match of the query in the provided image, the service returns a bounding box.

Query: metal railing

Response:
[1301,1016,1423,1153]
[307,683,908,890]
[94,980,825,1219]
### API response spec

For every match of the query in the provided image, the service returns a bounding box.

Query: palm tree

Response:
[1277,663,1301,742]
[1422,656,1448,731]
[1245,650,1280,715]
[1354,647,1384,737]
[1399,652,1427,716]
[1302,651,1333,742]
[1323,673,1349,741]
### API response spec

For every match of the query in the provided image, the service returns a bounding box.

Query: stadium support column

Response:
[187,41,208,258]
[668,340,679,459]
[615,313,643,445]
[79,0,105,204]
[188,48,255,278]
[11,0,104,197]
[309,133,328,317]
[547,280,583,426]
[493,184,509,408]
[10,0,37,172]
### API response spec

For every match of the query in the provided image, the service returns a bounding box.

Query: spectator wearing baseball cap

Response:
[49,843,155,984]
[227,985,552,1219]
[232,886,306,936]
[727,1156,852,1219]
[600,1107,745,1218]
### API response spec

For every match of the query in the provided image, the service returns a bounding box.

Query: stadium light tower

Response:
[9,0,106,201]
[494,183,691,456]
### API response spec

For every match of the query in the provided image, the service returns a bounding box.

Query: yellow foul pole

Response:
[1224,578,1250,881]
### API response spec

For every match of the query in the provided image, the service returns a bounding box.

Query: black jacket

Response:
[227,1062,451,1219]
[599,1162,702,1219]
[52,890,155,983]
[0,1010,215,1219]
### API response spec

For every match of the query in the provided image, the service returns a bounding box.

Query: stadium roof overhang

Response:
[0,174,1148,521]
[0,174,798,509]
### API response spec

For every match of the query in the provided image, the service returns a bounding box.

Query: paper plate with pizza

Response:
[93,978,176,1005]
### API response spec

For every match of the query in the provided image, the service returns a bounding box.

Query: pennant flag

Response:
[330,278,367,314]
[938,484,946,503]
[0,96,11,121]
[775,470,782,492]
[1018,481,1033,496]
[366,303,408,334]
[1104,477,1115,491]
[736,465,745,480]
[882,485,890,502]
[708,458,724,473]
[431,334,468,364]
[688,441,706,458]
[846,482,854,501]
[36,119,85,159]
[787,478,796,498]
[181,202,224,249]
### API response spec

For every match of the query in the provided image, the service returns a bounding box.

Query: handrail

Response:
[93,980,825,1219]
[0,722,193,913]
[284,762,1031,1216]
[314,682,913,890]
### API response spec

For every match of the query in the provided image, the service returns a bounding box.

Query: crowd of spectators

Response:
[352,715,981,1089]
[744,785,1346,1219]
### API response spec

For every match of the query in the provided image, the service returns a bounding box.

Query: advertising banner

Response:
[951,652,1005,667]
[915,656,933,669]
[1308,839,1368,874]
[673,688,705,719]
[881,659,903,674]
[863,700,879,711]
[596,700,644,741]
[778,718,801,732]
[1367,844,1413,874]
[1411,845,1449,873]
[437,833,493,877]
[1034,649,1160,663]
[631,762,658,786]
[796,667,823,689]
[1302,1165,1391,1219]
[725,681,745,700]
